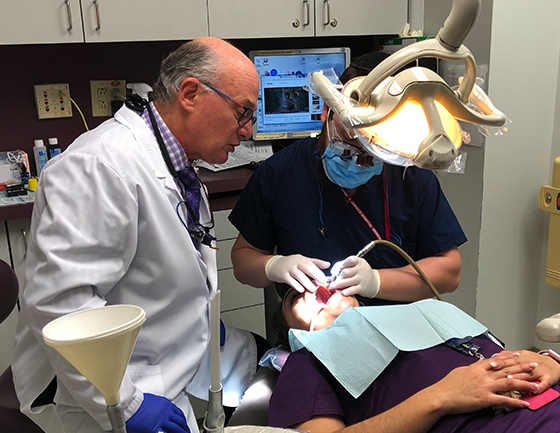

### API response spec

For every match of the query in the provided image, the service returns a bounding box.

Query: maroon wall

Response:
[0,36,381,174]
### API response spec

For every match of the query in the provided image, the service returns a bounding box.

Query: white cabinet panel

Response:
[0,223,18,373]
[217,239,235,270]
[221,304,266,337]
[82,0,208,43]
[315,0,407,37]
[209,0,407,39]
[7,218,31,285]
[0,0,84,45]
[213,209,237,241]
[219,269,263,312]
[208,0,315,39]
[1,0,208,45]
[2,0,407,44]
[213,209,266,337]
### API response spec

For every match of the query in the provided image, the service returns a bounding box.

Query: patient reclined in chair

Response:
[229,291,560,433]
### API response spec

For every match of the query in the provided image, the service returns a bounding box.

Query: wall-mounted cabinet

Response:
[208,0,407,39]
[80,0,207,43]
[1,0,407,45]
[0,1,83,44]
[0,0,208,45]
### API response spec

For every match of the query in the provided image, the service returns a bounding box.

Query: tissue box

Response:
[0,150,30,188]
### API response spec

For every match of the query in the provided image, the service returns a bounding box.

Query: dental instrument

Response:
[326,239,377,286]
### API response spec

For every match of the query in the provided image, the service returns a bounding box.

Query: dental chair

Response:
[0,259,45,433]
[227,364,280,427]
[228,285,283,427]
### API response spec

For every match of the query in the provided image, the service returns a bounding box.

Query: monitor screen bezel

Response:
[249,47,351,141]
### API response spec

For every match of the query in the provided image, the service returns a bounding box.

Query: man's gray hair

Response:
[151,41,220,104]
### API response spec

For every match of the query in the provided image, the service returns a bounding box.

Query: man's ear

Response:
[320,104,330,123]
[177,78,200,112]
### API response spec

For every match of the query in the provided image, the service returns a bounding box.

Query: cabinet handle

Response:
[93,0,101,31]
[322,0,337,27]
[21,228,27,258]
[323,0,330,26]
[64,0,73,31]
[303,0,310,27]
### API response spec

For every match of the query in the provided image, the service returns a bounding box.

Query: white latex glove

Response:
[329,256,380,298]
[265,254,330,293]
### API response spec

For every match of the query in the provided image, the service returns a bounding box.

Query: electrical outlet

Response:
[34,83,73,119]
[90,80,127,117]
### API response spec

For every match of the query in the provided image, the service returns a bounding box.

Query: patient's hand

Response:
[495,349,560,392]
[429,354,540,415]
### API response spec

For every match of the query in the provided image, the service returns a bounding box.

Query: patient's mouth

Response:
[315,285,335,305]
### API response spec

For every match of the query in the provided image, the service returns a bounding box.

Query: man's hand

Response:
[265,254,330,293]
[126,393,191,433]
[329,256,380,298]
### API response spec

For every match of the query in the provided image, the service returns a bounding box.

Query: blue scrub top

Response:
[229,137,467,301]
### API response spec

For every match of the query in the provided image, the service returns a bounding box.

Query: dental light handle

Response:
[348,0,481,108]
[107,403,127,433]
[437,0,480,50]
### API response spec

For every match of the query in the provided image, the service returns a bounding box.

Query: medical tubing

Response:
[371,240,442,300]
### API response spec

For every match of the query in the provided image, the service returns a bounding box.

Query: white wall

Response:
[424,0,493,318]
[421,0,560,350]
[477,0,560,349]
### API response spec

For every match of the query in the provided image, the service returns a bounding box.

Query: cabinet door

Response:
[315,0,407,37]
[208,0,315,39]
[7,218,31,286]
[81,0,208,42]
[0,0,84,45]
[0,223,18,373]
[0,222,10,264]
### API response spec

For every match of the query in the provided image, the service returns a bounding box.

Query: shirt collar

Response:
[141,102,191,172]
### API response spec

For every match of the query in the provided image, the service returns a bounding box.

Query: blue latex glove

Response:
[220,319,226,347]
[126,393,190,433]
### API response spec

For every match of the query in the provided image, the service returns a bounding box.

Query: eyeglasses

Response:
[326,112,374,167]
[201,81,256,127]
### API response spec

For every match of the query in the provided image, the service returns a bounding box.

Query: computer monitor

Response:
[249,47,350,141]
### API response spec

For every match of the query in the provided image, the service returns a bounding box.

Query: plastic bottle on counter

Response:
[47,137,62,159]
[33,139,48,176]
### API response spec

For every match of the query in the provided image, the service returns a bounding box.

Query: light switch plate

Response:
[34,83,73,119]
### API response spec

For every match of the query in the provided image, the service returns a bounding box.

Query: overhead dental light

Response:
[310,0,507,170]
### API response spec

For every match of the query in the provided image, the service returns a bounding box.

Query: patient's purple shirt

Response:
[269,336,560,432]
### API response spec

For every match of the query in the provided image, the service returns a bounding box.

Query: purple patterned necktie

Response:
[176,165,201,226]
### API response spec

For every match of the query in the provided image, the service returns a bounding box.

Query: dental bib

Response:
[289,299,494,398]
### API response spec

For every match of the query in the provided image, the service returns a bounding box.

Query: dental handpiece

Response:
[326,240,377,285]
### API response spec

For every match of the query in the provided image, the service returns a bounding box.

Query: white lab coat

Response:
[11,106,256,433]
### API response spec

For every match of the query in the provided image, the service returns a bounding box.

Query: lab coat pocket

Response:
[126,364,165,395]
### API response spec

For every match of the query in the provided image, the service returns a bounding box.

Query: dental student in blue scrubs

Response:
[229,51,467,306]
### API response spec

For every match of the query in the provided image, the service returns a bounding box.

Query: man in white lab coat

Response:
[12,37,260,433]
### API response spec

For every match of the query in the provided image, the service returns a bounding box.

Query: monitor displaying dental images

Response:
[249,47,350,141]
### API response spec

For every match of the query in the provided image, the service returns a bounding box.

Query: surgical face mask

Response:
[322,147,383,188]
[321,118,384,188]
